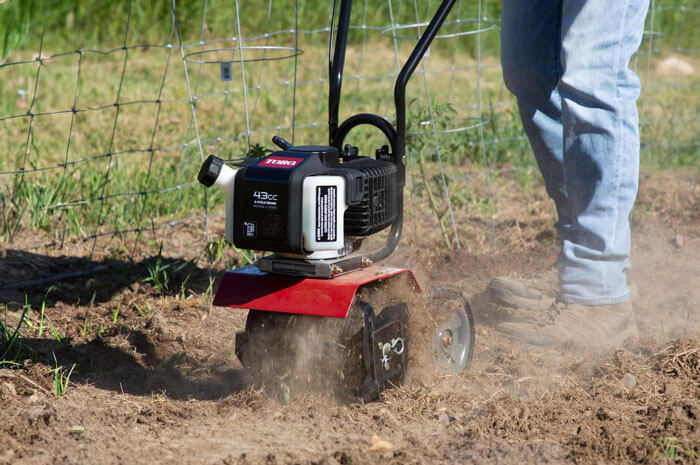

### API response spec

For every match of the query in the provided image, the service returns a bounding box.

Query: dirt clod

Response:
[1,381,17,398]
[674,232,685,248]
[620,372,637,391]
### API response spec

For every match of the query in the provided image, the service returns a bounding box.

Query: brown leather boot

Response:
[486,266,558,311]
[495,300,638,348]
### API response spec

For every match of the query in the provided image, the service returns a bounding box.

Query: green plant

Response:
[0,304,29,367]
[204,237,229,263]
[133,302,153,318]
[80,308,92,336]
[0,0,33,59]
[417,146,452,248]
[656,437,699,461]
[0,188,28,241]
[133,303,144,318]
[49,324,63,343]
[205,236,254,268]
[245,143,272,159]
[37,295,47,337]
[0,4,697,254]
[20,295,35,331]
[51,351,75,396]
[112,300,120,324]
[407,100,474,248]
[143,244,171,295]
[178,268,192,301]
[201,279,215,305]
[143,245,197,297]
[156,352,186,373]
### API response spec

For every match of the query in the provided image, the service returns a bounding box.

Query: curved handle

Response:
[394,0,457,186]
[331,0,457,263]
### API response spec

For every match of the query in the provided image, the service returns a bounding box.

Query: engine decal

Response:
[316,185,337,242]
[243,221,257,238]
[251,190,279,209]
[258,156,304,168]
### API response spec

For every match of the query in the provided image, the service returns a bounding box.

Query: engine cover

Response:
[231,145,398,256]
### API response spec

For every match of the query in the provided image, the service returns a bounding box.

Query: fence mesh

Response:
[0,0,697,283]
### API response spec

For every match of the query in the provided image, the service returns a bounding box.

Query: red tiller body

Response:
[213,264,420,318]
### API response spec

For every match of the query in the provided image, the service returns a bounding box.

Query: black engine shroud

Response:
[232,145,399,255]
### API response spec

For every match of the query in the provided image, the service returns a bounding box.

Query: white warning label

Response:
[316,185,336,242]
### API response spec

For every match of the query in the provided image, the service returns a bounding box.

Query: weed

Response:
[0,189,28,241]
[26,291,65,343]
[204,237,229,264]
[178,272,191,302]
[233,247,256,267]
[51,352,76,397]
[37,299,46,338]
[157,352,186,373]
[245,143,272,159]
[21,295,34,331]
[143,244,171,295]
[49,325,64,344]
[133,303,145,318]
[174,259,194,300]
[408,100,491,248]
[1,304,29,367]
[656,437,699,461]
[80,309,92,337]
[112,300,121,324]
[205,236,254,268]
[416,145,452,248]
[202,279,215,305]
[143,244,197,297]
[133,302,153,318]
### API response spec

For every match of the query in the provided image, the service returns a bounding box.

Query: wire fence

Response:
[0,0,697,279]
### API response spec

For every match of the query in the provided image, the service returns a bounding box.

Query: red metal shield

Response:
[213,264,420,318]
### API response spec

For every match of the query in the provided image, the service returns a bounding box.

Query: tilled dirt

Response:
[0,168,698,465]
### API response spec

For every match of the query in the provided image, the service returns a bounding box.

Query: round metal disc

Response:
[432,301,475,375]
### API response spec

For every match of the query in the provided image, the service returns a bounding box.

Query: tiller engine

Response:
[198,0,473,401]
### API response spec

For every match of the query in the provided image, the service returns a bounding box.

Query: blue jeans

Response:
[501,0,650,305]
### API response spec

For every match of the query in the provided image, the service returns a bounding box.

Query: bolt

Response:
[441,329,454,348]
[391,338,404,355]
[382,343,392,357]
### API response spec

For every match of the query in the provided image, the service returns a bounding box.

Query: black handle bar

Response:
[328,0,457,262]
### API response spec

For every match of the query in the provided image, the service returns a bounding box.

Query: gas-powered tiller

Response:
[198,0,473,400]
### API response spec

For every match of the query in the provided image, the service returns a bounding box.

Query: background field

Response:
[0,1,699,464]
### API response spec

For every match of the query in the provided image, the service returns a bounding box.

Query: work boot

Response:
[486,266,558,311]
[495,300,638,348]
[485,266,638,312]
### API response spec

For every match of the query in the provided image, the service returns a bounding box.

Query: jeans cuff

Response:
[557,290,630,306]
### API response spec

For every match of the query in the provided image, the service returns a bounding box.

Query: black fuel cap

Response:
[290,145,339,156]
[198,155,224,187]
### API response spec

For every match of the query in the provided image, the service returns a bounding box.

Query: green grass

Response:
[1,289,69,368]
[0,2,698,248]
[51,351,75,396]
[656,437,699,462]
[0,304,30,367]
[1,0,506,59]
[142,243,197,297]
[112,299,121,323]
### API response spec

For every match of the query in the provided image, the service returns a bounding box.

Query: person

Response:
[485,0,651,347]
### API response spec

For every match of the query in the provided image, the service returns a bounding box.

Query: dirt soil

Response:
[1,168,699,465]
